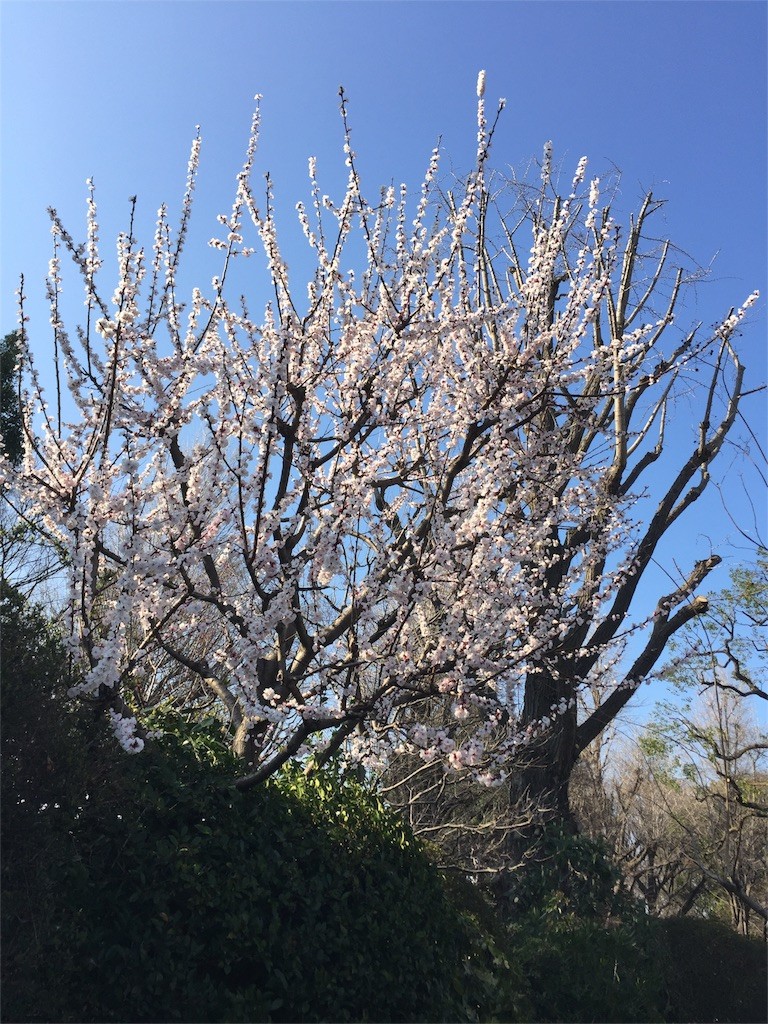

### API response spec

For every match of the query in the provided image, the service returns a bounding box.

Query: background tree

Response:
[571,563,768,936]
[3,82,759,874]
[618,692,766,936]
[658,559,768,934]
[664,555,768,704]
[0,331,23,466]
[0,329,66,597]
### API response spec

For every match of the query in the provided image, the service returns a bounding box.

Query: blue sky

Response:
[3,1,765,321]
[2,0,766,721]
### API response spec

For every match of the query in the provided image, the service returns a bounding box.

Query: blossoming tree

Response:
[4,74,757,829]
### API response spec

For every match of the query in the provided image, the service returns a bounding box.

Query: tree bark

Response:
[505,665,579,861]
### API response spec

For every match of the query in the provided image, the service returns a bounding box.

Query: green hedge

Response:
[494,826,667,1023]
[4,710,481,1023]
[4,586,763,1024]
[0,586,480,1022]
[658,916,767,1024]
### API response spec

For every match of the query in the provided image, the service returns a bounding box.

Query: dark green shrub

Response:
[658,916,767,1023]
[506,912,667,1023]
[2,630,477,1024]
[442,872,534,1023]
[0,581,95,806]
[506,822,625,919]
[498,826,667,1023]
[1,581,112,1023]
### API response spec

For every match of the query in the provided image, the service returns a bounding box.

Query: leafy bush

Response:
[438,828,668,1023]
[49,745,468,1024]
[494,825,768,1023]
[497,826,667,1023]
[658,916,767,1023]
[505,912,667,1024]
[442,873,534,1023]
[0,581,93,807]
[3,697,481,1022]
[1,580,112,1022]
[506,822,628,919]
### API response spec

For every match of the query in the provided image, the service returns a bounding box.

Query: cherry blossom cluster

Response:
[107,707,144,754]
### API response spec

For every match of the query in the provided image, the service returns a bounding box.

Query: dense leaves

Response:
[3,712,474,1021]
[658,917,767,1024]
[0,332,23,466]
[501,827,667,1023]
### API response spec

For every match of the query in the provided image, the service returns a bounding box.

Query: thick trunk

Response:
[502,667,579,874]
[507,732,576,832]
[233,720,260,766]
[230,655,283,769]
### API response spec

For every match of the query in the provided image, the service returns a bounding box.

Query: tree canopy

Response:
[0,331,23,466]
[3,79,759,836]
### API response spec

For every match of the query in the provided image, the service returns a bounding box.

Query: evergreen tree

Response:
[0,331,23,466]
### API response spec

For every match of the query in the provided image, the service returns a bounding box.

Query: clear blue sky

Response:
[1,1,766,718]
[3,2,765,325]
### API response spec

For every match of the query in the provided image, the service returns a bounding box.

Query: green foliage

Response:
[658,917,767,1023]
[637,719,686,789]
[1,582,108,1022]
[663,556,767,700]
[497,825,668,1023]
[2,618,478,1024]
[1,581,93,797]
[638,729,673,762]
[506,913,667,1024]
[506,823,628,919]
[441,874,534,1023]
[0,330,23,466]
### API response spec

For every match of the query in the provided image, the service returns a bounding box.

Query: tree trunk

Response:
[502,666,579,872]
[730,892,750,937]
[233,720,260,767]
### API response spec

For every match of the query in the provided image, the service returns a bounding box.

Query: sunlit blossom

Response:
[5,82,752,788]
